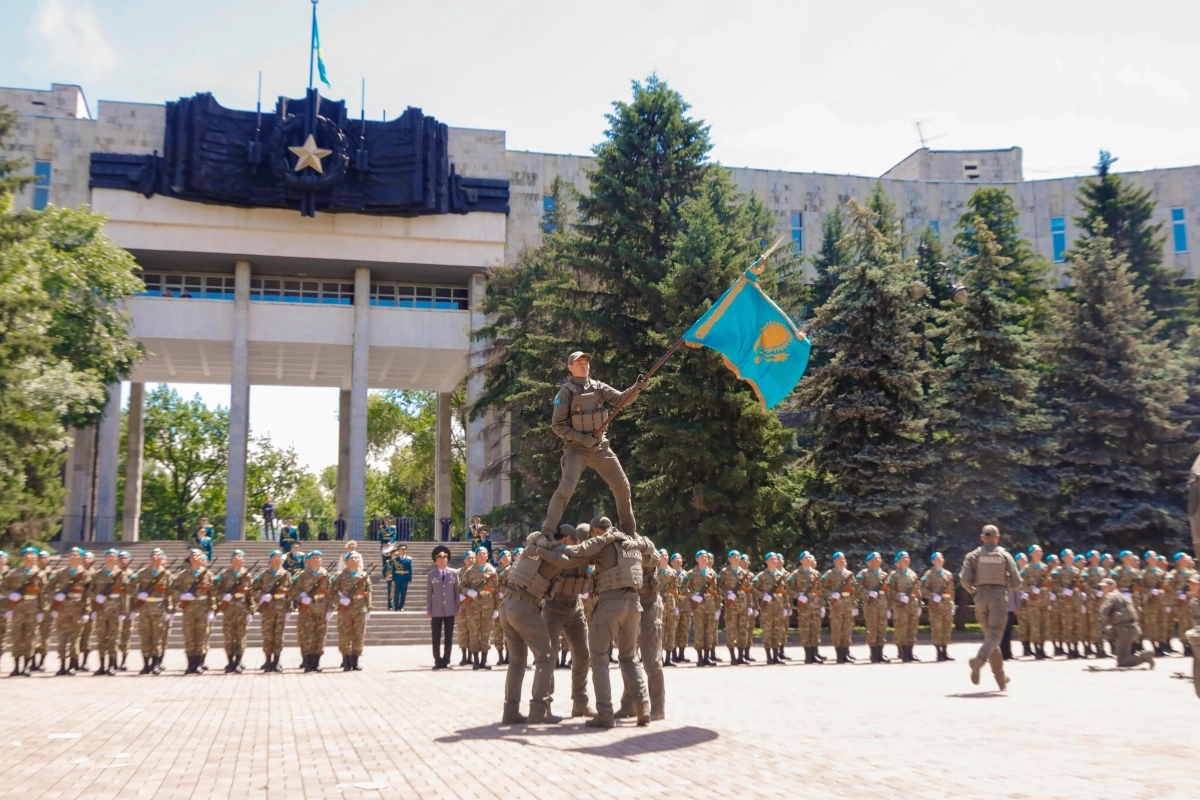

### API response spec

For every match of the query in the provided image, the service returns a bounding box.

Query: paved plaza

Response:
[1,642,1195,800]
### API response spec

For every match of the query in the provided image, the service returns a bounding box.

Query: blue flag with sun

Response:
[682,266,810,409]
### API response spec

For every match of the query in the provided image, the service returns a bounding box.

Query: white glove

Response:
[673,608,679,616]
[222,593,233,602]
[54,593,66,603]
[716,611,723,619]
[1150,588,1160,596]
[50,611,58,619]
[887,610,892,619]
[206,611,214,622]
[1032,587,1041,594]
[900,595,910,604]
[580,593,589,600]
[747,608,755,616]
[90,612,96,621]
[36,613,44,623]
[1049,593,1057,600]
[458,594,466,602]
[831,592,841,600]
[3,611,11,620]
[820,607,826,618]
[117,615,126,622]
[164,613,174,622]
[1180,592,1188,600]
[1021,592,1029,600]
[1063,588,1073,596]
[180,593,194,602]
[364,612,371,621]
[260,594,272,605]
[691,594,703,603]
[932,593,942,602]
[284,612,292,622]
[851,608,858,617]
[94,594,107,605]
[300,593,311,604]
[1096,590,1103,598]
[467,589,478,598]
[798,594,808,604]
[868,591,878,599]
[130,611,138,620]
[727,592,736,601]
[339,597,351,607]
[761,594,772,603]
[325,612,333,621]
[246,614,252,624]
[1081,605,1087,614]
[137,592,149,601]
[492,610,499,619]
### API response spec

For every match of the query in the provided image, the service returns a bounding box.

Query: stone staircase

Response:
[50,540,479,649]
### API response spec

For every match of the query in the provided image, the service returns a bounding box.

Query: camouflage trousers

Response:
[180,606,212,657]
[337,609,366,656]
[1024,597,1049,644]
[55,606,88,660]
[796,605,822,647]
[759,600,786,648]
[8,603,39,658]
[1015,600,1029,643]
[1056,595,1086,643]
[829,601,854,648]
[724,598,751,648]
[662,594,678,651]
[492,605,506,651]
[863,600,888,647]
[459,603,472,649]
[467,599,495,653]
[1167,591,1192,642]
[929,604,954,647]
[674,605,692,649]
[1084,592,1104,642]
[137,606,170,657]
[222,608,250,658]
[693,600,718,649]
[119,612,133,656]
[1142,598,1167,644]
[37,610,53,657]
[93,608,123,659]
[892,603,919,646]
[260,609,286,656]
[296,607,329,655]
[79,616,93,654]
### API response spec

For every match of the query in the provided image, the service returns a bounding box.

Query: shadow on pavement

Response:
[436,723,719,758]
[944,691,1005,699]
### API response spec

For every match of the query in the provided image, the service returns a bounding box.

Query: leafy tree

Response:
[1037,229,1190,552]
[795,196,935,558]
[1075,150,1194,338]
[932,217,1053,555]
[246,436,305,531]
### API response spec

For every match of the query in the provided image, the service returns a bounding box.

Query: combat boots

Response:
[10,656,22,677]
[741,647,753,663]
[308,655,319,673]
[480,652,492,670]
[68,656,79,675]
[501,706,527,725]
[968,656,984,685]
[571,701,596,718]
[1067,644,1080,659]
[803,647,816,664]
[777,647,791,661]
[351,655,362,671]
[943,646,955,661]
[184,655,198,675]
[119,653,128,671]
[835,647,846,664]
[662,648,675,667]
[909,646,920,662]
[728,647,740,665]
[1034,644,1046,660]
[675,647,690,663]
[764,646,777,665]
[152,655,165,674]
[95,655,109,676]
[1022,641,1032,657]
[527,704,563,725]
[1094,642,1109,658]
[1083,642,1094,657]
[139,656,153,675]
[229,656,242,673]
[460,648,470,666]
[709,648,721,662]
[57,656,71,676]
[583,711,614,729]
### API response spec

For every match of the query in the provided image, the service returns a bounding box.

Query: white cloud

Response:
[32,0,117,76]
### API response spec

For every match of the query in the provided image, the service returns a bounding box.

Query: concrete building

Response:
[4,82,1198,539]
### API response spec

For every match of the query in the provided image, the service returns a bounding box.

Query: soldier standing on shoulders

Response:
[959,525,1022,690]
[214,549,254,673]
[130,548,173,674]
[173,548,216,675]
[540,351,648,537]
[823,553,858,664]
[254,550,292,673]
[857,552,890,664]
[921,552,956,662]
[335,551,372,671]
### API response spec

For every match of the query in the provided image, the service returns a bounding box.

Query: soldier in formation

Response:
[461,548,498,670]
[255,549,292,673]
[334,551,372,671]
[130,547,173,674]
[921,552,956,662]
[215,549,254,673]
[292,550,333,672]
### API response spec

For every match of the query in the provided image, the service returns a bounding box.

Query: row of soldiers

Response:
[0,545,372,676]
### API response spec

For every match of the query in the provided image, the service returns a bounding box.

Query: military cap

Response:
[305,550,323,560]
[930,551,943,560]
[431,545,451,561]
[1060,549,1072,559]
[566,351,592,366]
[1028,545,1042,554]
[231,549,246,557]
[866,551,881,562]
[1174,552,1187,562]
[1119,550,1131,558]
[894,551,909,564]
[727,549,740,558]
[831,551,845,561]
[119,550,131,558]
[21,546,38,555]
[69,546,85,557]
[104,548,119,556]
[270,549,284,558]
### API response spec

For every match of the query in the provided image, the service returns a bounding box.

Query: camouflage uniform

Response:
[462,561,498,660]
[1167,563,1197,653]
[856,565,889,660]
[129,565,174,673]
[823,567,858,662]
[89,566,130,671]
[752,567,788,663]
[173,566,216,672]
[672,566,691,656]
[254,568,292,670]
[1052,561,1085,657]
[1099,590,1154,669]
[48,564,91,671]
[35,561,54,669]
[621,546,666,720]
[719,564,747,656]
[3,561,46,672]
[1021,559,1052,654]
[885,565,921,660]
[921,567,956,650]
[291,565,333,670]
[492,563,509,658]
[1139,563,1169,652]
[660,565,679,663]
[685,565,719,660]
[1079,563,1110,655]
[457,555,474,663]
[215,566,256,670]
[788,566,823,662]
[334,567,372,668]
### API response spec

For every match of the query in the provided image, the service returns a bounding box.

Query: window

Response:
[962,161,980,180]
[790,211,803,253]
[928,220,940,238]
[1172,207,1188,253]
[1051,216,1066,262]
[32,161,51,210]
[140,273,235,299]
[542,194,557,233]
[370,283,468,310]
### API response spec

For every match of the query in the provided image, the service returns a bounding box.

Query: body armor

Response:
[550,566,590,599]
[507,546,554,598]
[975,549,1010,586]
[568,386,610,434]
[594,542,644,592]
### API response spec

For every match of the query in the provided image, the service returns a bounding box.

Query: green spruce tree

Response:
[1038,228,1189,552]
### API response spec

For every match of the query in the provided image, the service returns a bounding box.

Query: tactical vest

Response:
[550,565,590,600]
[507,551,553,598]
[638,553,662,602]
[975,548,1009,586]
[594,542,644,592]
[566,382,610,434]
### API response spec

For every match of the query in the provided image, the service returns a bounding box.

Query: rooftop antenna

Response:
[249,70,263,163]
[915,120,946,149]
[356,78,368,170]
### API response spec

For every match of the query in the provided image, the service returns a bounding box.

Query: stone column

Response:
[225,260,251,540]
[464,273,488,533]
[65,426,96,541]
[93,383,122,542]
[122,382,145,541]
[434,392,453,539]
[347,267,370,540]
[336,389,351,522]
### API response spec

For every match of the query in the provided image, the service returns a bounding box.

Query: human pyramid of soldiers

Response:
[0,542,372,677]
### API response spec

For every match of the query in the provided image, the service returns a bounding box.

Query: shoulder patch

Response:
[555,397,561,405]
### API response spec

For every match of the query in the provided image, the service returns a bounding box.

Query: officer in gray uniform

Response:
[1098,578,1155,669]
[542,523,597,718]
[498,526,626,725]
[541,351,648,537]
[959,524,1022,690]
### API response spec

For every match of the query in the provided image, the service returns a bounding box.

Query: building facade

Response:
[3,83,1197,539]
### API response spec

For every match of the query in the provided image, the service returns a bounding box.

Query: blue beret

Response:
[305,550,323,560]
[1059,549,1072,559]
[695,550,705,559]
[1143,551,1155,560]
[832,551,845,561]
[1087,550,1100,558]
[866,551,881,562]
[1028,545,1041,554]
[1119,550,1131,558]
[270,550,284,558]
[499,550,512,557]
[930,552,942,560]
[0,550,6,558]
[799,551,812,560]
[70,546,85,557]
[1102,553,1111,560]
[22,546,38,555]
[118,550,130,557]
[670,553,681,562]
[104,548,119,556]
[231,549,246,557]
[1175,552,1186,562]
[894,551,909,564]
[150,547,165,556]
[727,549,741,558]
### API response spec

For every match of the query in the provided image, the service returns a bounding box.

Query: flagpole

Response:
[589,236,788,439]
[308,0,318,91]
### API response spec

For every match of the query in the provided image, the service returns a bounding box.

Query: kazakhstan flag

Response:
[312,9,331,88]
[683,267,810,410]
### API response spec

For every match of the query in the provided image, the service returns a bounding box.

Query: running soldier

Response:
[960,525,1022,689]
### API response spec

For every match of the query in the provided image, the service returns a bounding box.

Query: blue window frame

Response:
[1172,207,1188,253]
[32,161,51,210]
[1050,216,1066,262]
[928,220,940,238]
[790,211,803,253]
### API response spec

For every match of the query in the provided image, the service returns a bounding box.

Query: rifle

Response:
[298,567,331,616]
[338,564,375,614]
[257,566,288,614]
[132,558,177,613]
[219,560,259,611]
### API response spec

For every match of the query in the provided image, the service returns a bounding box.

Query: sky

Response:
[10,0,1200,470]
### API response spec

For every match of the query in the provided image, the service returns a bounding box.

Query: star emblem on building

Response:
[288,134,332,174]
